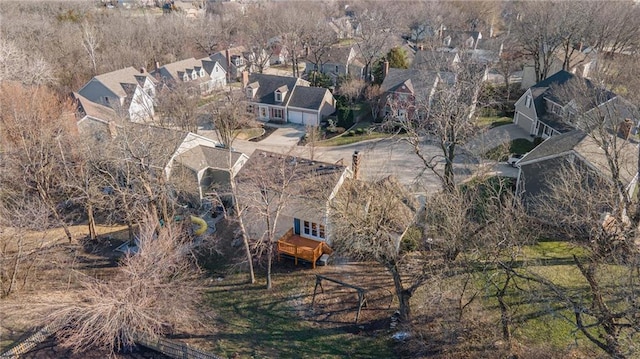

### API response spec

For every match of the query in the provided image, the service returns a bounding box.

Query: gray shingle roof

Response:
[412,50,457,71]
[288,86,330,110]
[74,92,118,122]
[174,145,244,172]
[92,67,152,98]
[247,73,300,105]
[519,129,587,165]
[380,68,439,98]
[236,149,347,199]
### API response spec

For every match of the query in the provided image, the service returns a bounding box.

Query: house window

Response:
[192,72,197,80]
[271,108,284,119]
[275,92,282,102]
[335,65,339,73]
[200,69,205,77]
[183,74,189,82]
[246,88,253,98]
[246,104,254,114]
[397,109,407,119]
[303,220,326,239]
[260,108,267,118]
[525,95,532,108]
[103,96,110,105]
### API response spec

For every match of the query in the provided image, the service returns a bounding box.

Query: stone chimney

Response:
[383,60,389,78]
[352,150,362,180]
[139,67,146,74]
[155,61,161,70]
[242,70,249,88]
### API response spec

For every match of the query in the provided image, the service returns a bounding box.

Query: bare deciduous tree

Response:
[235,150,306,290]
[0,83,77,242]
[155,83,202,133]
[48,214,207,354]
[329,176,426,321]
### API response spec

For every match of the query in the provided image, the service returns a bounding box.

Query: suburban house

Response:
[304,46,365,82]
[170,144,248,201]
[513,70,618,139]
[270,42,290,65]
[516,129,638,204]
[77,67,157,122]
[207,46,270,82]
[328,16,361,39]
[521,48,598,89]
[234,149,353,266]
[243,73,336,126]
[412,49,460,71]
[152,57,227,94]
[74,110,242,204]
[379,67,443,120]
[440,30,483,51]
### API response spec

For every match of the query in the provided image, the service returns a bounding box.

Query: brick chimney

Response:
[352,150,362,179]
[226,49,232,82]
[242,70,249,88]
[618,118,633,139]
[139,67,146,74]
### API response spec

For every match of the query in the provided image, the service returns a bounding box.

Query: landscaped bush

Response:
[356,128,364,134]
[349,130,355,136]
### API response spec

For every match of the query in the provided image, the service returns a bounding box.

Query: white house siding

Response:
[129,87,155,122]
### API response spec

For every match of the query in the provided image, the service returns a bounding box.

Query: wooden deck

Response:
[277,228,332,269]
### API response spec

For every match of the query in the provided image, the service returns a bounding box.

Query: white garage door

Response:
[289,110,303,124]
[302,112,317,126]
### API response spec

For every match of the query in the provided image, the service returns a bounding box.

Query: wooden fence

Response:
[0,321,64,358]
[1,323,222,359]
[135,333,223,359]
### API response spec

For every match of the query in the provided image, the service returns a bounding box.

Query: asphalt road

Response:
[198,123,528,194]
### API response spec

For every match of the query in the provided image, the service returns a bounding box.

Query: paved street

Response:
[198,122,530,194]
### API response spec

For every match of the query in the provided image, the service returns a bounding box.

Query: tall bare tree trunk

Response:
[389,263,411,321]
[230,179,255,284]
[87,203,97,240]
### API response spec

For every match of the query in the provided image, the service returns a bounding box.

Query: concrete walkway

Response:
[464,123,531,157]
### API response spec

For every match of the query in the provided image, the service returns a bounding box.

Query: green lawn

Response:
[202,274,393,359]
[484,138,536,161]
[477,116,512,129]
[475,240,635,355]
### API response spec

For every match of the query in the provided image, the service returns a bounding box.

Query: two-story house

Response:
[305,46,364,83]
[513,70,618,139]
[235,149,352,267]
[380,67,442,121]
[243,73,336,126]
[77,67,157,122]
[207,46,270,82]
[152,57,227,95]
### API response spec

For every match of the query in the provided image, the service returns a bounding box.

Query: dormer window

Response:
[199,69,205,77]
[183,74,189,82]
[275,85,287,103]
[246,87,253,99]
[525,95,532,108]
[191,71,197,80]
